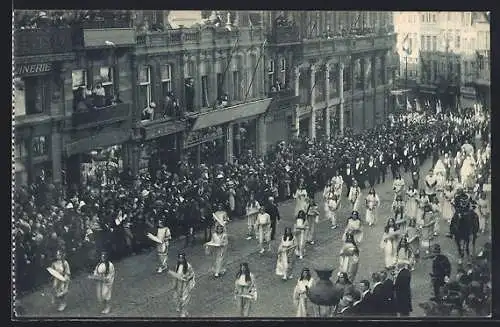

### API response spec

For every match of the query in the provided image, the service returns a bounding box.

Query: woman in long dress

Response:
[172,253,196,317]
[294,179,309,217]
[245,192,261,240]
[294,210,308,259]
[365,187,380,227]
[405,218,421,259]
[348,180,362,213]
[335,272,355,298]
[420,204,437,254]
[433,157,447,196]
[405,185,418,220]
[306,198,320,245]
[392,173,406,200]
[155,218,172,273]
[339,232,360,282]
[50,249,71,312]
[206,224,228,278]
[275,227,297,280]
[89,251,115,314]
[256,206,272,254]
[415,189,430,225]
[234,262,257,317]
[326,193,340,229]
[396,235,416,271]
[441,182,455,224]
[380,218,400,269]
[343,211,363,244]
[293,268,313,317]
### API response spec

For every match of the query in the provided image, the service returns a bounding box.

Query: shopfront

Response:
[184,126,225,166]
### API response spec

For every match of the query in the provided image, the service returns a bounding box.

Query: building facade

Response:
[394,11,490,110]
[13,10,398,188]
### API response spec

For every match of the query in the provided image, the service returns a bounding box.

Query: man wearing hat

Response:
[429,244,451,302]
[265,196,281,241]
[394,262,412,316]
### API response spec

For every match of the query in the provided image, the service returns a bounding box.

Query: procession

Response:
[14,107,491,317]
[13,10,491,319]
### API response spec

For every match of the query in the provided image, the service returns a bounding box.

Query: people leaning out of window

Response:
[142,102,156,121]
[74,84,118,112]
[216,94,229,109]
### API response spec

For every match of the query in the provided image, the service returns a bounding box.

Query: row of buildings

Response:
[394,11,490,110]
[13,10,403,190]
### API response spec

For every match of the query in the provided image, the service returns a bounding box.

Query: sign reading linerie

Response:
[15,63,53,76]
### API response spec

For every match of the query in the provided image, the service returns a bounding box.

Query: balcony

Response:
[270,25,300,45]
[72,102,130,128]
[136,28,201,48]
[268,89,299,112]
[14,27,74,57]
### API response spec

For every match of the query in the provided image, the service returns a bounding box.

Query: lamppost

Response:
[306,266,343,317]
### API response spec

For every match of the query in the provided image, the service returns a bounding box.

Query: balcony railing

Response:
[14,27,74,57]
[72,102,130,127]
[271,25,300,44]
[137,28,201,47]
[81,18,132,29]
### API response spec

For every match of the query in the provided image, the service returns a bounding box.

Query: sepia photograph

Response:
[12,10,491,318]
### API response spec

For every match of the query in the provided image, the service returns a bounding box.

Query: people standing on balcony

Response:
[92,83,106,108]
[142,102,156,121]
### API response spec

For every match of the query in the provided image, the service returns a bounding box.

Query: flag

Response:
[402,34,411,55]
[406,97,412,111]
[415,98,421,112]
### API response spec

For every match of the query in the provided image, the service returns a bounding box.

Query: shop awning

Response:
[65,129,130,157]
[140,118,186,140]
[190,98,272,131]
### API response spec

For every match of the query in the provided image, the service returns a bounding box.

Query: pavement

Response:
[16,158,491,318]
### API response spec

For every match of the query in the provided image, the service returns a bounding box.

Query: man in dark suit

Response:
[377,151,388,184]
[265,196,281,241]
[356,279,373,315]
[430,244,451,301]
[380,270,396,316]
[367,156,379,188]
[370,272,385,315]
[410,157,420,190]
[354,158,364,189]
[390,150,400,179]
[342,163,354,197]
[394,262,413,316]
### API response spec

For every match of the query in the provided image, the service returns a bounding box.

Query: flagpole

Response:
[244,39,267,102]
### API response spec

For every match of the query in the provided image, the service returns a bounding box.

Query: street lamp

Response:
[306,267,343,317]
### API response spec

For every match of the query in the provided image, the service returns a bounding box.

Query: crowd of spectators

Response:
[14,109,488,295]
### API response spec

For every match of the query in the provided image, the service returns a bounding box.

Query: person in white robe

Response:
[415,189,430,225]
[256,206,272,253]
[433,158,447,195]
[155,218,172,273]
[234,263,257,317]
[332,171,344,198]
[380,218,401,269]
[405,185,418,220]
[275,227,297,280]
[245,193,260,240]
[323,181,333,203]
[441,182,455,224]
[205,224,228,277]
[294,210,309,259]
[405,219,421,259]
[442,153,452,179]
[365,187,380,226]
[396,235,416,271]
[227,180,236,214]
[172,253,196,317]
[343,211,363,244]
[429,198,441,236]
[348,180,362,213]
[49,249,71,311]
[213,203,230,235]
[293,268,313,317]
[476,192,489,234]
[89,251,115,314]
[326,192,340,229]
[392,173,406,201]
[461,154,477,190]
[420,205,436,254]
[339,232,360,281]
[294,180,309,217]
[306,198,319,245]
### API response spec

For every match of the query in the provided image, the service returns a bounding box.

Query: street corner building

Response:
[13,10,398,189]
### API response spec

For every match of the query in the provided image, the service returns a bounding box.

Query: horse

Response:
[450,208,479,263]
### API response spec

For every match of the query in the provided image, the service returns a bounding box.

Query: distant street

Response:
[18,158,490,317]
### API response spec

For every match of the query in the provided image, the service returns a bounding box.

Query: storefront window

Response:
[13,76,50,116]
[32,136,48,157]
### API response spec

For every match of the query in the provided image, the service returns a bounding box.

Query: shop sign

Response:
[185,126,224,148]
[15,63,53,76]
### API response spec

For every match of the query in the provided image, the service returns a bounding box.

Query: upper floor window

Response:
[432,36,437,51]
[267,59,275,91]
[32,136,48,157]
[13,76,50,117]
[421,35,425,50]
[15,141,27,161]
[138,65,152,111]
[99,67,114,98]
[279,58,287,87]
[161,64,172,97]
